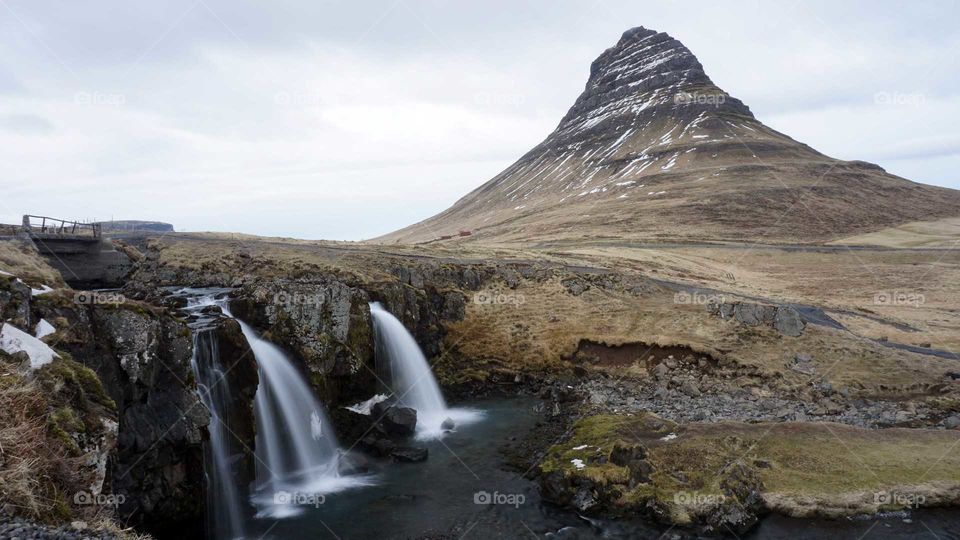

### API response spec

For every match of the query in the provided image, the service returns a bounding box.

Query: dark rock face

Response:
[32,298,209,538]
[0,276,32,328]
[559,27,752,135]
[712,462,765,534]
[230,278,375,405]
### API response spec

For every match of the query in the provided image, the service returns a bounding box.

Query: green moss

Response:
[35,355,117,412]
[48,407,84,456]
[547,413,960,519]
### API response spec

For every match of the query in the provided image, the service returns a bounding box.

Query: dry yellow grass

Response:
[0,367,77,520]
[830,217,960,248]
[136,233,959,394]
[439,273,957,395]
[0,239,65,288]
[532,244,960,354]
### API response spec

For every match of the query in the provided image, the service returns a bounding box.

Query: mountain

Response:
[377,27,960,246]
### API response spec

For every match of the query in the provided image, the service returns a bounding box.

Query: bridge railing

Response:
[22,215,101,238]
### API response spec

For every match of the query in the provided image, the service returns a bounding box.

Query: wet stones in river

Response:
[441,417,455,431]
[372,402,418,436]
[360,432,397,457]
[390,446,428,463]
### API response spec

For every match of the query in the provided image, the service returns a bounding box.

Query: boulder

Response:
[944,415,960,430]
[372,403,418,436]
[773,307,805,337]
[681,380,702,398]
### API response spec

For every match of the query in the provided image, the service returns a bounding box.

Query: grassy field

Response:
[0,239,65,287]
[544,413,960,521]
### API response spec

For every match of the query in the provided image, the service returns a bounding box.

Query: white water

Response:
[225,308,374,519]
[369,302,482,439]
[182,289,372,524]
[192,330,247,540]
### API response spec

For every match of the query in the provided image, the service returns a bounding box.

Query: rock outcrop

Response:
[29,291,208,538]
[708,300,806,337]
[230,278,375,405]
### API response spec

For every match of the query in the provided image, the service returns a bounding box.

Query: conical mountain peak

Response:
[378,27,960,246]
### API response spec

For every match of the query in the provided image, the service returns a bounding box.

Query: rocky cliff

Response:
[0,272,210,538]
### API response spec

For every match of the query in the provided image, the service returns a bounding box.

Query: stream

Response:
[249,397,960,540]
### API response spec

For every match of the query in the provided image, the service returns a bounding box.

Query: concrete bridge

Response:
[20,215,133,288]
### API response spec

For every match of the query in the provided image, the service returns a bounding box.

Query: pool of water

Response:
[248,397,960,539]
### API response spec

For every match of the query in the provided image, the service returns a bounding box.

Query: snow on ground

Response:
[0,323,59,369]
[344,394,390,415]
[34,319,56,339]
[30,284,54,296]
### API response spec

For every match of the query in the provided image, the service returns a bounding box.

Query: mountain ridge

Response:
[377,26,960,245]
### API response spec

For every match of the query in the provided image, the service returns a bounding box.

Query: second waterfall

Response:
[369,302,481,439]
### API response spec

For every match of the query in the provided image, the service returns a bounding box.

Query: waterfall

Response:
[369,302,481,439]
[192,329,248,540]
[180,288,372,525]
[223,306,374,519]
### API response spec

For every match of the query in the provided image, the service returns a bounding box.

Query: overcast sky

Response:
[1,0,957,240]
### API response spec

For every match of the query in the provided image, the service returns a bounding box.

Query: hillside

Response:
[378,27,960,246]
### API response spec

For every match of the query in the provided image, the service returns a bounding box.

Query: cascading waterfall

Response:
[192,328,248,540]
[369,302,482,439]
[222,305,374,519]
[181,288,372,526]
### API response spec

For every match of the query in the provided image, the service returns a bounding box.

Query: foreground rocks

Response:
[0,516,120,540]
[3,279,210,538]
